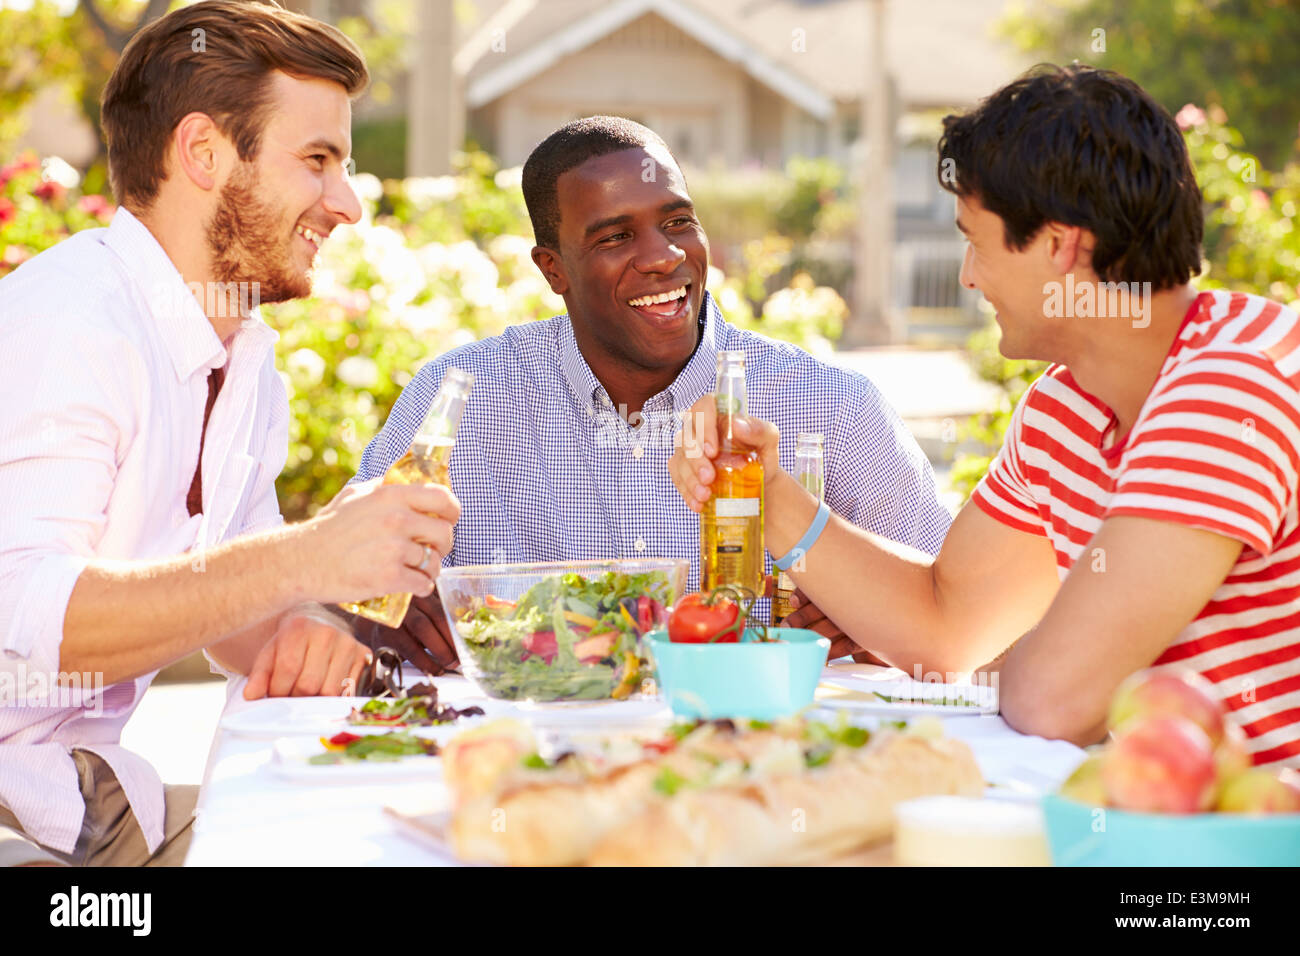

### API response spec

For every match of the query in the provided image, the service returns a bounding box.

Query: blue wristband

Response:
[772,500,831,572]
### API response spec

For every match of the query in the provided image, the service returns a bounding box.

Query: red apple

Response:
[1108,669,1226,746]
[1213,719,1253,789]
[1216,768,1300,814]
[1102,716,1217,814]
[1058,753,1108,806]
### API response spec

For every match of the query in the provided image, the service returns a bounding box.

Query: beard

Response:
[206,162,311,306]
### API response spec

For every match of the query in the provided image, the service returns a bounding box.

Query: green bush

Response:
[350,116,407,181]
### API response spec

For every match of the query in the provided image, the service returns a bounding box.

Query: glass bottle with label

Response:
[772,433,825,623]
[701,351,764,594]
[341,367,473,628]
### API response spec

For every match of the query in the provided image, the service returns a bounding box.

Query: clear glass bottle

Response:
[341,367,473,628]
[700,351,764,595]
[772,433,825,623]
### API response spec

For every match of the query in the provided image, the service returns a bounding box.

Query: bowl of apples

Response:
[1043,668,1300,866]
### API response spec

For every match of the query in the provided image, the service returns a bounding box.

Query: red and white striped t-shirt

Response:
[972,289,1300,768]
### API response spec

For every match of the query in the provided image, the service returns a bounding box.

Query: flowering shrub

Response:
[2,149,848,519]
[0,152,115,273]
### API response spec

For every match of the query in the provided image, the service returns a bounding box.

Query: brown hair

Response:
[101,0,368,210]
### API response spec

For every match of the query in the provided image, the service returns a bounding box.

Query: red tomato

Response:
[667,593,743,643]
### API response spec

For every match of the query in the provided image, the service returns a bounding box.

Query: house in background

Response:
[312,1,1039,339]
[393,0,1031,341]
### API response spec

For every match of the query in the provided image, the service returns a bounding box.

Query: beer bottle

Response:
[772,433,825,623]
[700,351,764,594]
[341,367,473,627]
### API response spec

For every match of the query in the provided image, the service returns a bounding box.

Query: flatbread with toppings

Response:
[441,717,984,866]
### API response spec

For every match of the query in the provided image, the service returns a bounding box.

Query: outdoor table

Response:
[185,664,1086,866]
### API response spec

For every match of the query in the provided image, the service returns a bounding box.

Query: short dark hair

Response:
[102,0,368,210]
[521,115,670,250]
[937,64,1202,290]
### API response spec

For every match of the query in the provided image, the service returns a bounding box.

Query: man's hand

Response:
[243,609,372,699]
[781,589,888,664]
[296,479,460,605]
[671,395,783,513]
[354,590,460,676]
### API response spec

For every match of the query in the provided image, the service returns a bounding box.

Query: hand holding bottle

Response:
[671,393,782,514]
[294,479,460,605]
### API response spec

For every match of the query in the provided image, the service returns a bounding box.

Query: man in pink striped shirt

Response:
[671,64,1300,768]
[0,2,458,866]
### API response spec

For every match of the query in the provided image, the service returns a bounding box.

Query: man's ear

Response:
[1043,221,1094,276]
[531,246,569,296]
[169,112,226,193]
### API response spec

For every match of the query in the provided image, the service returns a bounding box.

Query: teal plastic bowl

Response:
[645,627,830,720]
[1042,794,1300,866]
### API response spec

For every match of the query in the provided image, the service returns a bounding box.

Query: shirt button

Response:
[634,536,646,552]
[631,445,643,459]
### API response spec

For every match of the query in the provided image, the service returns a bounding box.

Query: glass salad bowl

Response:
[436,559,689,702]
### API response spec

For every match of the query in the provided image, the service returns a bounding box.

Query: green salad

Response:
[454,570,673,701]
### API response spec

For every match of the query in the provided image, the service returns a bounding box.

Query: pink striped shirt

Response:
[0,207,288,853]
[973,289,1300,768]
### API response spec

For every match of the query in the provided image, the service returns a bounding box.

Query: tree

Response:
[0,0,172,161]
[998,0,1300,168]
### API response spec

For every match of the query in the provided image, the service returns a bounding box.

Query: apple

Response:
[1102,716,1217,814]
[1108,669,1226,746]
[1212,719,1253,789]
[1058,753,1108,806]
[1216,768,1300,814]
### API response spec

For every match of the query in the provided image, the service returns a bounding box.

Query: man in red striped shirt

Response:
[669,64,1300,768]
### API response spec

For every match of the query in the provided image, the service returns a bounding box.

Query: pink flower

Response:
[33,179,66,202]
[1175,104,1207,130]
[77,194,114,220]
[0,198,14,226]
[1251,189,1269,210]
[335,288,371,316]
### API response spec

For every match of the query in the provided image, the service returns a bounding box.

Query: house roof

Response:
[460,0,1031,113]
[462,0,834,119]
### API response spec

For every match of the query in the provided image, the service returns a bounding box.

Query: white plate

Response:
[220,694,504,739]
[268,731,459,783]
[813,675,998,718]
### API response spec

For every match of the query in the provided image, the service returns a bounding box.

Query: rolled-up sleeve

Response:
[0,316,140,678]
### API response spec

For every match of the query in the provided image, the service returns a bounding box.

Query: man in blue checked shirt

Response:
[347,116,952,674]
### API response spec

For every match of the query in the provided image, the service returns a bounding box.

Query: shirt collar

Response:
[102,206,275,382]
[558,290,724,416]
[667,292,724,411]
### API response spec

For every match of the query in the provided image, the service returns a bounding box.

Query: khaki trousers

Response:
[0,750,196,866]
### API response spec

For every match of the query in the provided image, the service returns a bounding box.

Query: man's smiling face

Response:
[547,145,709,374]
[207,71,361,303]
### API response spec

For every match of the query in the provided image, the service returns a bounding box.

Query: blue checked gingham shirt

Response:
[353,293,952,600]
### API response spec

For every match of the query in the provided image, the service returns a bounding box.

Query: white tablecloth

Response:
[185,669,1086,866]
